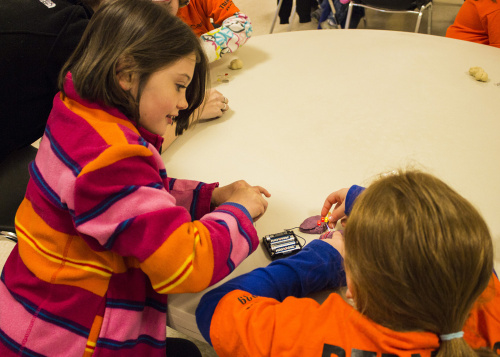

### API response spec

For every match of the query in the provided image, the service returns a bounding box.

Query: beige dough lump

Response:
[469,66,488,82]
[229,59,243,70]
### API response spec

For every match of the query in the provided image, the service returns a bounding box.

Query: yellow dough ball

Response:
[229,59,243,70]
[469,66,488,82]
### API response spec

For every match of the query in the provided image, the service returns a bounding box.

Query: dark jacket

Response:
[0,0,93,162]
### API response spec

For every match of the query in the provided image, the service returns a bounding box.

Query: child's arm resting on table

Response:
[73,149,259,295]
[200,13,252,62]
[196,239,346,345]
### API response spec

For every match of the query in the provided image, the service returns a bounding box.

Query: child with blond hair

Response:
[196,170,499,356]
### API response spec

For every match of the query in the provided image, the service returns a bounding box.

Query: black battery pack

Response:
[262,230,302,260]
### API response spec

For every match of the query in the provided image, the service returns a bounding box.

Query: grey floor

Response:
[169,2,463,356]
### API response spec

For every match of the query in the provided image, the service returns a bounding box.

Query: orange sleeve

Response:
[486,8,500,48]
[177,0,240,36]
[446,1,488,44]
[140,221,214,294]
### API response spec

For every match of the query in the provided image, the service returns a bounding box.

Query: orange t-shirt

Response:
[210,274,500,356]
[446,0,500,48]
[177,0,240,37]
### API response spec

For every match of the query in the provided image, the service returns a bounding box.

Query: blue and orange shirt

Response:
[196,186,500,356]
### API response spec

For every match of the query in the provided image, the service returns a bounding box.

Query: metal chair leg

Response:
[415,2,432,34]
[415,8,423,33]
[288,0,297,32]
[327,0,342,29]
[270,0,297,33]
[269,0,284,34]
[345,1,354,29]
[427,3,433,34]
[415,5,426,32]
[0,231,17,243]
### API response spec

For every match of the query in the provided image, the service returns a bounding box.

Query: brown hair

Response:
[344,170,495,356]
[59,0,207,135]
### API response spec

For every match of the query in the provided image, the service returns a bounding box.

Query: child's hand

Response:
[212,180,271,221]
[321,188,349,229]
[321,230,345,257]
[192,89,229,121]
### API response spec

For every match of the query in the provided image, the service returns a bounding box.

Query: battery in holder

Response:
[262,230,302,260]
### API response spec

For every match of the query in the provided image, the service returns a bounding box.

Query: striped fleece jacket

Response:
[0,75,259,356]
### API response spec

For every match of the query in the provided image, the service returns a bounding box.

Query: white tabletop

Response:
[164,29,500,341]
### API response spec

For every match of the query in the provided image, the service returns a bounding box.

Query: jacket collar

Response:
[63,73,164,153]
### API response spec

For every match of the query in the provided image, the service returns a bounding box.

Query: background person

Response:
[0,0,101,163]
[176,0,252,62]
[446,0,500,48]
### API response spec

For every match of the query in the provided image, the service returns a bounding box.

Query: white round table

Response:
[165,29,500,341]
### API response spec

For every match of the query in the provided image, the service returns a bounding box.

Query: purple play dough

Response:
[299,215,327,234]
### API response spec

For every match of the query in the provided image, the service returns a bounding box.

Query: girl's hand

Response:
[212,180,271,221]
[321,230,345,257]
[194,89,229,121]
[321,188,349,229]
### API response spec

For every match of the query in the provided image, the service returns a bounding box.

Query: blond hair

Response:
[344,170,495,356]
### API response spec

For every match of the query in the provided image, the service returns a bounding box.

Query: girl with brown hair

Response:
[0,0,269,355]
[196,170,499,356]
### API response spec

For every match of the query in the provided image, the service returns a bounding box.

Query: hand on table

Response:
[321,230,345,258]
[212,180,271,221]
[321,188,349,229]
[195,89,229,121]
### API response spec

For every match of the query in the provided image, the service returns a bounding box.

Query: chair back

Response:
[358,0,429,10]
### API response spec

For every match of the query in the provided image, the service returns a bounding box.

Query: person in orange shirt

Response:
[176,0,252,62]
[446,0,500,48]
[196,170,500,356]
